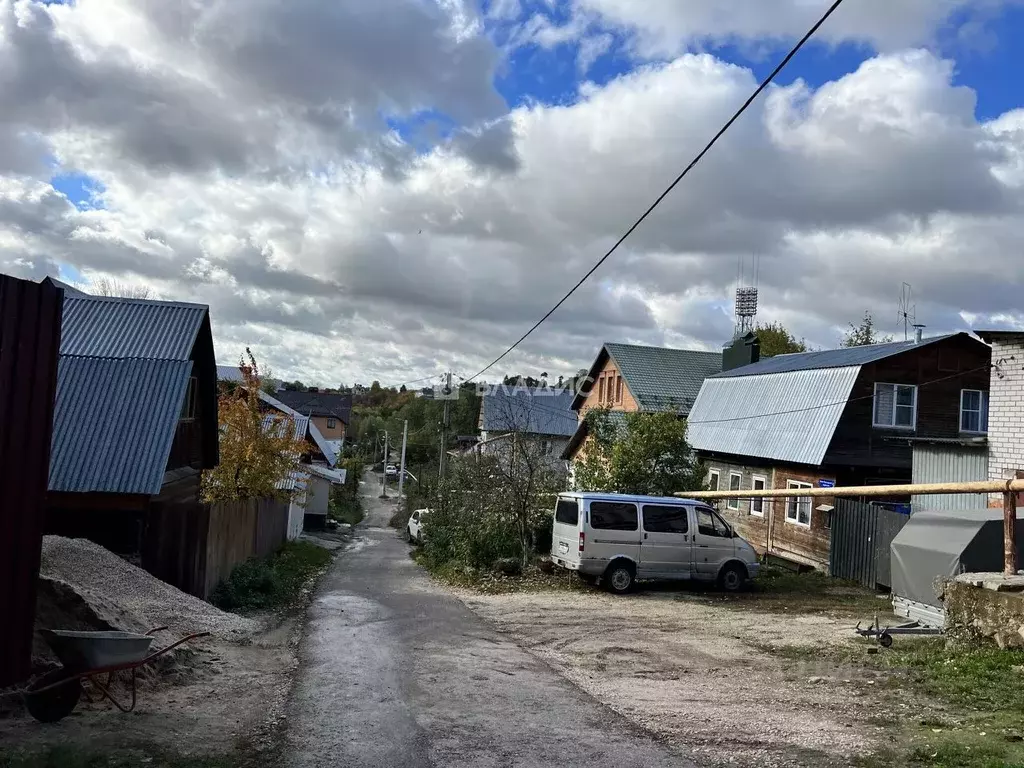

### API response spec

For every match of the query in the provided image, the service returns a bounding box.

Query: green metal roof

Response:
[603,343,721,412]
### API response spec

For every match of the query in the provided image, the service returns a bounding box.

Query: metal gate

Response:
[829,499,910,589]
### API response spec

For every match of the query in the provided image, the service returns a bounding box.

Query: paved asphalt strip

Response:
[284,481,696,768]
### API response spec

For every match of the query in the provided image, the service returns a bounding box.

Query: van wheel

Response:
[605,562,635,595]
[718,562,747,593]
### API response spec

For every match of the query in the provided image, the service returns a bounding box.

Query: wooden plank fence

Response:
[143,493,289,599]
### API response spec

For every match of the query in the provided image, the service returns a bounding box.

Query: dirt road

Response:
[283,477,695,768]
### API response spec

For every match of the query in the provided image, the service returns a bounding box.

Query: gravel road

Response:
[284,477,696,768]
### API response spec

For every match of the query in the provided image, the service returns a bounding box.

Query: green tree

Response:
[755,322,806,358]
[842,311,894,347]
[573,410,705,497]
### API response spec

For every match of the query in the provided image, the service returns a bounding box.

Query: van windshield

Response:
[555,498,579,525]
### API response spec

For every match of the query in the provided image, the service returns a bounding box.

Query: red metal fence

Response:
[0,276,62,687]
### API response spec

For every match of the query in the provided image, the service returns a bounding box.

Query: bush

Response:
[211,541,332,613]
[328,459,364,526]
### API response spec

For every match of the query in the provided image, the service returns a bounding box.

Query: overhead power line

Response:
[465,0,848,383]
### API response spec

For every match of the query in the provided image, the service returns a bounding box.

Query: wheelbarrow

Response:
[22,626,209,723]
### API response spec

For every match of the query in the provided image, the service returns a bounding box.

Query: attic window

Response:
[180,377,197,422]
[616,376,623,403]
[873,383,917,429]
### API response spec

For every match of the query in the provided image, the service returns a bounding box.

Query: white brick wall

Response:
[987,336,1024,503]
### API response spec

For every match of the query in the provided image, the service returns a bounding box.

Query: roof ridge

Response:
[65,294,210,311]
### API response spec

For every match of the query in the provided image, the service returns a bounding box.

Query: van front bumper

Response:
[746,561,760,579]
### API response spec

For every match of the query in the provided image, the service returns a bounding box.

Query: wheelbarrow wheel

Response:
[878,632,894,649]
[25,669,82,723]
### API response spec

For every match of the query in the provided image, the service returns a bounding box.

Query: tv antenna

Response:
[897,283,916,341]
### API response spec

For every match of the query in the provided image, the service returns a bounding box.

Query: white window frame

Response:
[960,389,989,434]
[727,472,742,510]
[872,382,917,430]
[708,469,720,492]
[327,417,337,429]
[785,480,812,528]
[750,475,767,517]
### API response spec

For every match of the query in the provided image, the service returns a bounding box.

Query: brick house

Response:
[561,342,722,462]
[976,330,1024,507]
[687,333,991,569]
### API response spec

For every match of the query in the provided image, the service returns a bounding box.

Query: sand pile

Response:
[37,536,260,640]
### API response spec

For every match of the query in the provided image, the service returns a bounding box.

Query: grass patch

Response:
[210,540,332,613]
[0,746,238,768]
[794,638,1024,768]
[419,553,589,595]
[329,493,363,527]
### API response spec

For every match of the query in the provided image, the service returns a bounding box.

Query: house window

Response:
[960,389,989,434]
[541,439,554,456]
[598,377,606,403]
[750,475,767,517]
[708,469,720,492]
[616,376,623,403]
[727,472,741,510]
[180,377,197,421]
[327,417,337,429]
[873,383,917,429]
[785,480,812,527]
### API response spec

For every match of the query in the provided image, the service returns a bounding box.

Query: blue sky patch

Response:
[51,171,105,211]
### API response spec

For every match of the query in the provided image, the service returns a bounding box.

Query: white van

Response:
[550,492,760,594]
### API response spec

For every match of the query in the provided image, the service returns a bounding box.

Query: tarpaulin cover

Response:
[890,507,1024,608]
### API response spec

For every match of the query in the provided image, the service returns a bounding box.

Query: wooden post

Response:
[1004,490,1019,577]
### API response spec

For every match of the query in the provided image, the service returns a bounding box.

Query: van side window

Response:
[411,511,419,522]
[590,501,638,531]
[696,507,730,538]
[642,505,689,534]
[555,499,579,525]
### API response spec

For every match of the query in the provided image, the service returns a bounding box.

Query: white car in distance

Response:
[384,464,398,480]
[407,509,430,543]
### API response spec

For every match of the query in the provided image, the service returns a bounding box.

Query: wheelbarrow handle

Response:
[146,626,170,636]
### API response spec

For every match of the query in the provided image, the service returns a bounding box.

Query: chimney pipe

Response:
[913,324,925,344]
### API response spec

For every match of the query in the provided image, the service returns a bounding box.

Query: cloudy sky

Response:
[3,0,1024,387]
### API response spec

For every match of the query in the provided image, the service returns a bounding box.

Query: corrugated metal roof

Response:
[309,422,338,467]
[217,365,246,381]
[687,366,860,465]
[605,343,722,412]
[715,335,958,378]
[259,391,338,467]
[307,464,347,484]
[61,295,207,360]
[49,358,193,494]
[480,387,578,436]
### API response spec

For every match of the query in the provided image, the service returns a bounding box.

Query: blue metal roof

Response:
[49,358,193,494]
[61,295,207,360]
[49,294,213,494]
[480,387,578,437]
[714,335,958,378]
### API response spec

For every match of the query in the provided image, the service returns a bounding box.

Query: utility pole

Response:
[439,372,452,478]
[398,420,409,498]
[380,430,388,498]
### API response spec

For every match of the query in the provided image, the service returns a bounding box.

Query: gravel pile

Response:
[38,536,260,640]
